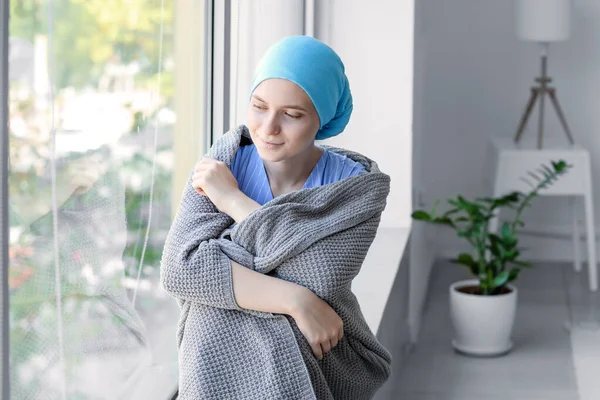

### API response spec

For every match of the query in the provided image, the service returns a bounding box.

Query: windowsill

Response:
[352,226,410,335]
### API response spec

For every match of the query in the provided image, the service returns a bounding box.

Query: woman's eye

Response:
[285,112,301,119]
[253,104,266,110]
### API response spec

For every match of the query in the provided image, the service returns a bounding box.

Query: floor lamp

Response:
[514,0,574,149]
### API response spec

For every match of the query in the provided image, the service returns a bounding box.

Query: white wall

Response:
[316,0,413,230]
[419,0,600,261]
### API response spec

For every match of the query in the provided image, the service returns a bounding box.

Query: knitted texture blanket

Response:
[160,125,392,399]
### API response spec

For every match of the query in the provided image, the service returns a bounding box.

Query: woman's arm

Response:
[191,157,260,223]
[223,192,261,224]
[230,259,305,314]
[231,259,344,360]
[162,164,296,312]
[179,157,345,359]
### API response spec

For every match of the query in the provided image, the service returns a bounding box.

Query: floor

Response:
[393,259,600,400]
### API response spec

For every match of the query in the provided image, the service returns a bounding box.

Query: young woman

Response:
[161,35,392,400]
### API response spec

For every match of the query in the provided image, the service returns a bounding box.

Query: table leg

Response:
[571,196,582,272]
[584,171,598,291]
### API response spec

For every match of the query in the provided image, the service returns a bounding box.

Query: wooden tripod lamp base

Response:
[514,0,573,149]
[514,51,575,149]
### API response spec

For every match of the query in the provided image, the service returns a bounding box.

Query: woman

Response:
[161,35,392,399]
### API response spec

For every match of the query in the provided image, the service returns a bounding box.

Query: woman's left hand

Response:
[192,157,240,213]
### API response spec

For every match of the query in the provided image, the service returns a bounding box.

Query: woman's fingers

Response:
[329,336,338,350]
[291,290,346,361]
[191,173,207,196]
[310,341,323,361]
[317,332,342,360]
[321,332,340,358]
[194,157,219,171]
[192,182,207,196]
[192,159,215,191]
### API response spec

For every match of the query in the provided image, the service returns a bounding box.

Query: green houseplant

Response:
[411,159,571,356]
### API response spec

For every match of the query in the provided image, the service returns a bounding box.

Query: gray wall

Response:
[417,0,600,261]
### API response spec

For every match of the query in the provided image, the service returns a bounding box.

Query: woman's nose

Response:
[262,112,281,135]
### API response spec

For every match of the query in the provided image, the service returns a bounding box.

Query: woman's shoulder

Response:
[324,148,367,172]
[321,148,367,183]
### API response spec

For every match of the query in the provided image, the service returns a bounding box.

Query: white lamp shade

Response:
[516,0,571,42]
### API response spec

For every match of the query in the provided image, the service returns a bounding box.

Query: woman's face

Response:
[247,78,321,162]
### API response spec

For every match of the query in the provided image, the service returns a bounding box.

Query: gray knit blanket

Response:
[160,125,392,399]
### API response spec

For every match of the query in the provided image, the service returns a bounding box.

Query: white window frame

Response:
[171,0,214,218]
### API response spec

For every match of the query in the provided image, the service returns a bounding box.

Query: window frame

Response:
[171,0,215,219]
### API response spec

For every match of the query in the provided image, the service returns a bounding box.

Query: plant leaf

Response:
[511,260,533,268]
[411,210,431,221]
[451,253,479,276]
[507,268,520,282]
[493,271,509,287]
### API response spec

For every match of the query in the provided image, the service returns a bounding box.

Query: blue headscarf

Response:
[249,35,353,141]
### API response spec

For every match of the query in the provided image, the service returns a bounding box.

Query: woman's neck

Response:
[263,145,324,197]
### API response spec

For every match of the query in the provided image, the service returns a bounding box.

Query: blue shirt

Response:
[230,144,366,205]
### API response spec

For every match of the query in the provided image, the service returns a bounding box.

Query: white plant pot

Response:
[449,279,517,357]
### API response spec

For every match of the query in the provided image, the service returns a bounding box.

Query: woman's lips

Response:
[260,139,284,148]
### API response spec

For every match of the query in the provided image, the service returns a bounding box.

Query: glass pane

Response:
[7,1,191,398]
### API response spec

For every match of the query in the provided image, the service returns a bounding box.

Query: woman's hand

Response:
[192,158,240,213]
[289,288,344,361]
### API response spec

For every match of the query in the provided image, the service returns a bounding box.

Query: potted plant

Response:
[411,160,571,356]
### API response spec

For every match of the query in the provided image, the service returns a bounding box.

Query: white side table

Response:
[486,136,597,292]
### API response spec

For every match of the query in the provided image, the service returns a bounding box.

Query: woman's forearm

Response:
[224,191,308,315]
[230,259,308,316]
[225,191,261,223]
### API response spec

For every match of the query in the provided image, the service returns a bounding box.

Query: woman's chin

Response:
[258,153,286,163]
[255,147,288,162]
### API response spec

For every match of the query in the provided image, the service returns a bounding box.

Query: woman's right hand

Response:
[289,288,344,361]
